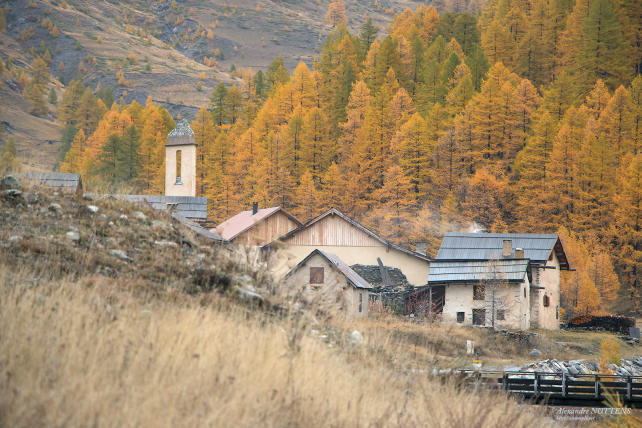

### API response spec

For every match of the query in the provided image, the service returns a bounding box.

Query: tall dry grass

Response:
[0,270,556,428]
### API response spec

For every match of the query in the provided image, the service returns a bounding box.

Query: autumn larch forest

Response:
[5,0,641,316]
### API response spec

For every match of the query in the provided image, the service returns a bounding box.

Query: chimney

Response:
[502,240,512,258]
[252,202,258,215]
[515,248,524,258]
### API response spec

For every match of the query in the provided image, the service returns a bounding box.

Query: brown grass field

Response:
[0,186,640,427]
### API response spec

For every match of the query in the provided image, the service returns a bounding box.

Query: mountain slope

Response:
[0,0,480,170]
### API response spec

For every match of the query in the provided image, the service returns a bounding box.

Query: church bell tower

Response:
[165,119,197,197]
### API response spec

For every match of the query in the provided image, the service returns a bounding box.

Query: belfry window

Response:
[175,150,182,184]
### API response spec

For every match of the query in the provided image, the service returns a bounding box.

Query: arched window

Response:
[543,295,550,307]
[175,150,182,184]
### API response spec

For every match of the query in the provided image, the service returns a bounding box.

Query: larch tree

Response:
[577,0,630,91]
[27,57,49,116]
[326,0,346,27]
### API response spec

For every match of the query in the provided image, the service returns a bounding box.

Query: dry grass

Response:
[0,270,556,428]
[0,187,562,427]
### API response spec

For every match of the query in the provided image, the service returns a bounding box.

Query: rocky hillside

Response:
[0,0,480,170]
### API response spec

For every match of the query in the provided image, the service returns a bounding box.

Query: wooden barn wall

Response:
[283,215,383,247]
[234,212,299,245]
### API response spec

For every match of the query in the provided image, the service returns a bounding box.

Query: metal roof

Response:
[213,207,302,241]
[435,232,569,269]
[290,249,372,290]
[90,194,208,220]
[23,171,82,190]
[428,259,530,283]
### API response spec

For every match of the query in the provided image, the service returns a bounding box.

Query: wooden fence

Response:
[456,370,642,408]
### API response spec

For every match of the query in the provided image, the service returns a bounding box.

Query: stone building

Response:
[272,208,430,287]
[284,249,372,318]
[429,233,570,330]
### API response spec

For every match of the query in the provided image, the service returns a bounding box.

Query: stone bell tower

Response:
[165,119,197,197]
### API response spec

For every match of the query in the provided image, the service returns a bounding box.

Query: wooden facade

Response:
[275,209,431,286]
[231,210,300,246]
[282,214,383,247]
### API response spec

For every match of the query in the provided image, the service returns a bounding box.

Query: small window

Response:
[472,309,486,326]
[456,312,465,323]
[496,310,505,321]
[543,295,550,307]
[473,284,485,300]
[359,293,363,313]
[175,150,182,184]
[523,288,526,298]
[309,267,324,284]
[556,305,559,320]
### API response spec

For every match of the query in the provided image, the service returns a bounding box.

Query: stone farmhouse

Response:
[428,233,570,330]
[26,122,573,329]
[283,249,372,318]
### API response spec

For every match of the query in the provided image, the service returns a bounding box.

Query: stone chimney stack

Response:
[165,119,197,197]
[502,240,512,258]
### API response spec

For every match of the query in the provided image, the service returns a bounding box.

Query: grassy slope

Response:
[0,183,639,426]
[0,0,434,171]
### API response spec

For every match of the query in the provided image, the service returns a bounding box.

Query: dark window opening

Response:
[473,284,485,300]
[543,295,550,307]
[472,309,486,326]
[556,305,559,320]
[523,288,526,298]
[359,293,363,313]
[309,267,324,284]
[175,150,182,184]
[496,310,505,321]
[456,312,465,323]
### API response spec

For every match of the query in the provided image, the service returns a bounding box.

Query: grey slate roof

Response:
[90,194,208,220]
[428,259,530,283]
[23,171,82,191]
[351,264,410,288]
[171,213,223,241]
[168,119,194,137]
[166,119,197,146]
[435,232,569,269]
[289,249,372,290]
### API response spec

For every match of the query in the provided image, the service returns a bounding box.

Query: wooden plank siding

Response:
[233,211,300,246]
[282,215,383,247]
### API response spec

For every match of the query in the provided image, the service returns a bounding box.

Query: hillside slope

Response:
[0,0,480,170]
[4,177,634,427]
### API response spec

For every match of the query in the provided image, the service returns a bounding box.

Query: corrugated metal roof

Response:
[23,171,82,189]
[213,207,301,241]
[428,259,529,283]
[89,194,208,220]
[436,233,559,263]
